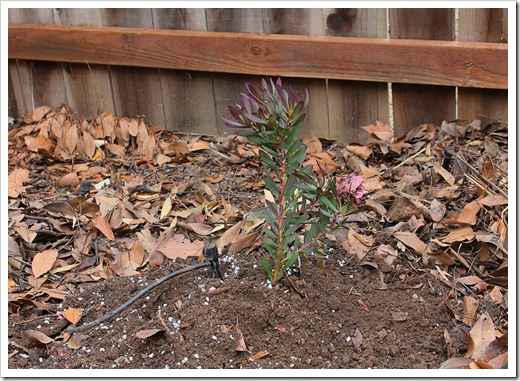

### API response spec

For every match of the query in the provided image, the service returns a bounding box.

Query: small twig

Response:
[457,155,508,198]
[463,173,496,197]
[392,147,427,170]
[13,314,56,326]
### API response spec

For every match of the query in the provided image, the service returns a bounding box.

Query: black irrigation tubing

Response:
[66,245,222,334]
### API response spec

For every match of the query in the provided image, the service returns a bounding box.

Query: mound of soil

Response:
[9,243,459,370]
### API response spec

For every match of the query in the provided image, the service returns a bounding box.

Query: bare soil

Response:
[9,246,459,370]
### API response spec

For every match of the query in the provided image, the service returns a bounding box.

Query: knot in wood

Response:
[249,44,270,58]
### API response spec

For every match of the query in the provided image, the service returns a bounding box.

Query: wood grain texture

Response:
[55,8,115,117]
[326,8,389,144]
[99,9,166,127]
[458,8,504,43]
[152,8,217,134]
[8,24,507,90]
[8,8,71,115]
[389,8,455,40]
[206,9,265,135]
[262,8,328,139]
[389,9,456,136]
[457,8,508,124]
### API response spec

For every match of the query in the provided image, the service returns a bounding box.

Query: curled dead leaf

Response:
[234,324,251,355]
[356,299,370,313]
[8,168,31,198]
[61,308,83,325]
[23,329,54,348]
[58,172,81,188]
[135,329,164,340]
[92,212,116,241]
[68,333,85,350]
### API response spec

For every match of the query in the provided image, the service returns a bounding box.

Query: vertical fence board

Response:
[100,9,166,126]
[8,8,72,115]
[152,9,217,134]
[262,8,329,139]
[8,61,26,118]
[457,8,508,124]
[389,9,456,135]
[326,8,389,144]
[55,8,114,116]
[205,8,264,33]
[206,9,266,135]
[8,70,18,117]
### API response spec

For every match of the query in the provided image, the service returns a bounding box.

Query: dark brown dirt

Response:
[8,244,459,370]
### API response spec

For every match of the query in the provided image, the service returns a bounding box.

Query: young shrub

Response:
[223,78,364,284]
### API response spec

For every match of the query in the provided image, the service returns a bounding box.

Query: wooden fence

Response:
[8,8,508,144]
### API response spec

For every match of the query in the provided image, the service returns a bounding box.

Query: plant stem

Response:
[273,146,288,284]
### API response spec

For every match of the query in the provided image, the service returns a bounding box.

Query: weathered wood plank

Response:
[54,8,115,116]
[457,8,508,124]
[206,8,266,136]
[8,9,71,115]
[458,8,505,43]
[152,8,217,134]
[99,9,166,127]
[389,9,457,135]
[261,8,329,139]
[8,24,508,90]
[326,8,389,144]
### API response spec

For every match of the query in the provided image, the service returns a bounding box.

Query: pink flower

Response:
[336,174,365,203]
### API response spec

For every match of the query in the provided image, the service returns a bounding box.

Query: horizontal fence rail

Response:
[9,24,507,90]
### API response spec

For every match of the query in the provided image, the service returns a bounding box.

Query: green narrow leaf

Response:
[293,181,317,192]
[287,122,304,143]
[260,257,274,282]
[263,214,278,233]
[286,137,303,157]
[284,251,300,270]
[320,207,333,218]
[290,145,307,166]
[282,232,299,248]
[263,225,278,240]
[265,199,279,217]
[259,150,277,169]
[264,172,280,199]
[263,236,279,251]
[319,195,338,213]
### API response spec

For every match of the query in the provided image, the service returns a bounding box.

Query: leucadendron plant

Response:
[223,78,365,284]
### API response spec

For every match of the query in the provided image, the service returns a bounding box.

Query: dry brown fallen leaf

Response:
[61,308,83,325]
[92,212,116,241]
[456,201,481,225]
[470,313,496,360]
[234,323,252,361]
[462,296,479,327]
[8,168,31,198]
[23,329,54,348]
[158,234,205,261]
[135,329,164,340]
[393,231,427,254]
[32,249,59,278]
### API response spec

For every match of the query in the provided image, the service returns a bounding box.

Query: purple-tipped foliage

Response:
[222,78,309,135]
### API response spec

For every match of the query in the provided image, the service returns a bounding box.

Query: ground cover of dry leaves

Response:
[6,105,509,373]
